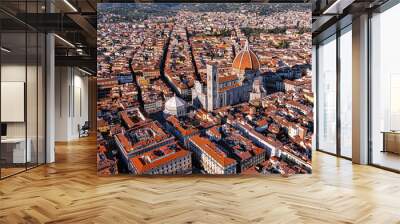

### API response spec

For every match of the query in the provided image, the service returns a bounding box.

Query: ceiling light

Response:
[78,67,93,76]
[63,0,78,12]
[54,34,75,48]
[322,0,355,15]
[1,47,11,53]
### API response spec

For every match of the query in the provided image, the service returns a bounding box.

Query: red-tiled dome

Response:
[232,41,260,72]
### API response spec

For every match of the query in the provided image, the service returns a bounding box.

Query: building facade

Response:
[192,41,262,111]
[129,143,192,175]
[188,135,237,174]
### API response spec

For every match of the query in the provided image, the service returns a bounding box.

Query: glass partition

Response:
[27,30,38,169]
[0,1,46,179]
[370,3,400,171]
[1,30,28,178]
[339,26,352,158]
[317,35,337,154]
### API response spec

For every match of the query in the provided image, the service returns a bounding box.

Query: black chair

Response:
[79,121,90,138]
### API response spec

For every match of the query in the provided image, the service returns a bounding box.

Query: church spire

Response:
[244,39,249,51]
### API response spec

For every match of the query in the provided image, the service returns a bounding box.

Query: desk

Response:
[382,131,400,154]
[1,138,31,164]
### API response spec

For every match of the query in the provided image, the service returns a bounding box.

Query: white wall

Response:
[1,63,46,164]
[72,72,89,138]
[1,64,26,138]
[1,64,42,139]
[55,66,69,141]
[54,66,89,141]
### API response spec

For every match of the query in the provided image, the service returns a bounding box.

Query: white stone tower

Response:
[206,63,218,111]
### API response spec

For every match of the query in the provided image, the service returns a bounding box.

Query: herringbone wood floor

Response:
[0,136,400,224]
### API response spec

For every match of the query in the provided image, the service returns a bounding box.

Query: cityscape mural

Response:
[97,3,313,176]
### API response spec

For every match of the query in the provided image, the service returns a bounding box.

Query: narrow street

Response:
[159,24,183,98]
[128,58,145,112]
[186,27,201,82]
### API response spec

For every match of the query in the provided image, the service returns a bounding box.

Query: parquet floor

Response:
[0,136,400,224]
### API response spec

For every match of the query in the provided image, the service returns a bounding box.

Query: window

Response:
[339,26,352,158]
[370,3,400,171]
[317,35,337,154]
[316,22,353,159]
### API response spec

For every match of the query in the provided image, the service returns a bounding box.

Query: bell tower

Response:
[206,63,218,111]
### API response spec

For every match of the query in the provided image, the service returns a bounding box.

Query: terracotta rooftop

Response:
[120,111,134,129]
[166,116,198,136]
[116,121,171,154]
[232,41,260,71]
[189,135,236,167]
[116,133,132,153]
[218,74,237,83]
[130,143,190,174]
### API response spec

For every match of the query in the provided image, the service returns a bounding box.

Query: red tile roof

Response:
[116,133,132,153]
[218,74,237,83]
[131,144,190,174]
[120,111,134,129]
[166,116,197,136]
[190,135,236,167]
